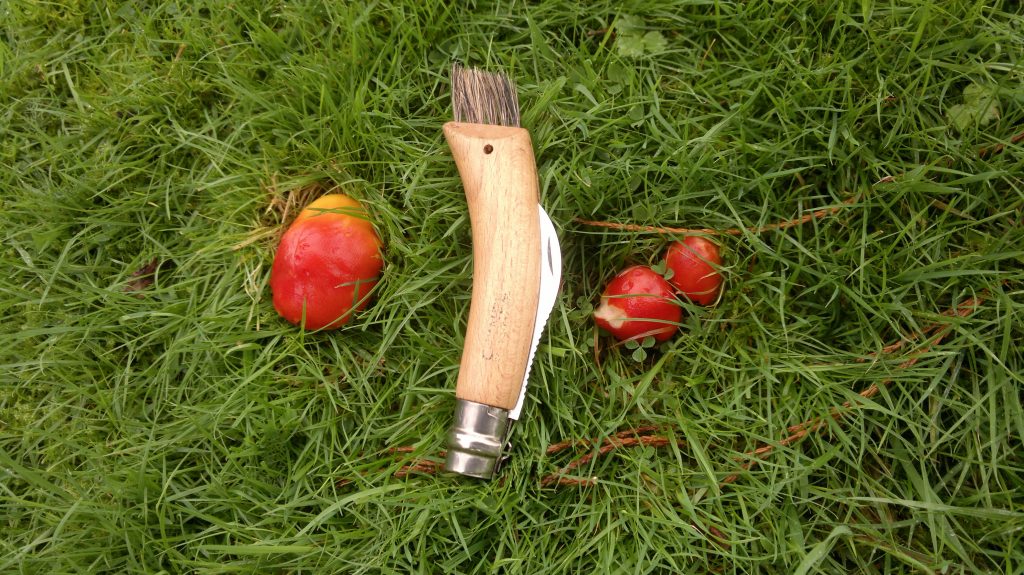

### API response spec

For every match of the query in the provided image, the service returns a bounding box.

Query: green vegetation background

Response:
[2,1,1022,573]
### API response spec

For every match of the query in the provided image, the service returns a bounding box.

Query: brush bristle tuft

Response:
[451,64,520,127]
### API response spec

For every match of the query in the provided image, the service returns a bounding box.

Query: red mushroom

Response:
[270,194,383,330]
[593,265,681,342]
[664,236,722,305]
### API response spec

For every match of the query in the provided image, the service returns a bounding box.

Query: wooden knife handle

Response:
[443,121,541,410]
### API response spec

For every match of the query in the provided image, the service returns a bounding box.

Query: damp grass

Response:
[2,0,1023,573]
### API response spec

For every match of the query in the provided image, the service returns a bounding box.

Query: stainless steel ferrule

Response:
[445,399,511,479]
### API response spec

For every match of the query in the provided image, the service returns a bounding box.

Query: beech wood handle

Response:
[444,121,541,410]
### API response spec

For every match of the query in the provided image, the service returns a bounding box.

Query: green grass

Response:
[2,0,1023,573]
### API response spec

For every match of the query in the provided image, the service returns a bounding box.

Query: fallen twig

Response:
[391,446,446,478]
[395,459,444,478]
[719,293,986,486]
[544,425,664,456]
[575,195,859,236]
[540,433,674,487]
[577,123,1024,235]
[978,127,1024,159]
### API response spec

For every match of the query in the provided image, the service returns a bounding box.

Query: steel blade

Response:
[509,206,562,420]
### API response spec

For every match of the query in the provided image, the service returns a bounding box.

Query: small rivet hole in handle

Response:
[483,144,493,154]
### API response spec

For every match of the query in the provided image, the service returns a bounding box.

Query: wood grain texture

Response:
[444,121,541,410]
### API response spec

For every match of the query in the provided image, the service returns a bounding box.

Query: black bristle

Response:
[451,64,520,127]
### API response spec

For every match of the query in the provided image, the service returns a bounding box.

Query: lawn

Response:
[2,1,1023,573]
